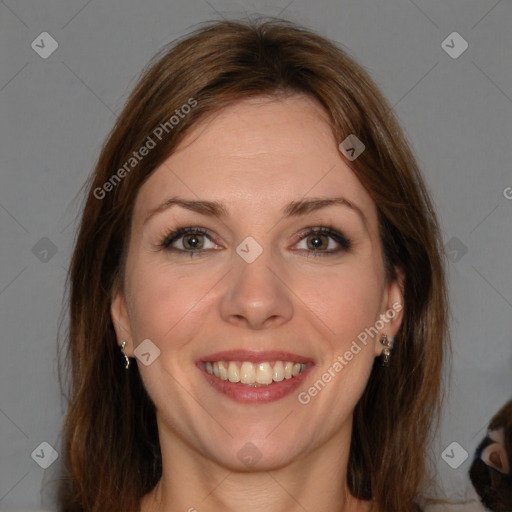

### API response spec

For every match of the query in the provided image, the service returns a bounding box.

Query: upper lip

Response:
[199,350,314,364]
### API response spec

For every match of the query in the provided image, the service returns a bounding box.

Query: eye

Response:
[158,225,352,258]
[293,226,352,257]
[159,227,219,257]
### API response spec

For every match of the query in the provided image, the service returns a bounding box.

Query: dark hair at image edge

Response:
[57,16,452,512]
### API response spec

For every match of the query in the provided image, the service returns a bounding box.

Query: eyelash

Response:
[158,225,352,259]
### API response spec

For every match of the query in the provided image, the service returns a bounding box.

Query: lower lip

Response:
[197,363,313,404]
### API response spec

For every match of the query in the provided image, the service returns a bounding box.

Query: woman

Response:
[59,17,450,512]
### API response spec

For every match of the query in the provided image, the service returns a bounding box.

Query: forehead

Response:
[133,95,377,228]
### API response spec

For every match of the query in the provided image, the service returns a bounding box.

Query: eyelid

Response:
[158,224,352,256]
[292,225,352,254]
[159,226,217,250]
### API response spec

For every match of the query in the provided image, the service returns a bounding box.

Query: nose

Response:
[218,246,294,330]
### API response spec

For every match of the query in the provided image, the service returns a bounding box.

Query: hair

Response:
[58,16,451,512]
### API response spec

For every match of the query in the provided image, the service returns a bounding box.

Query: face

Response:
[111,95,403,471]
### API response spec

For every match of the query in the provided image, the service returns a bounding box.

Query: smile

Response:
[197,350,314,403]
[204,360,307,386]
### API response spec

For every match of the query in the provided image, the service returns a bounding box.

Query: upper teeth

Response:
[205,361,306,385]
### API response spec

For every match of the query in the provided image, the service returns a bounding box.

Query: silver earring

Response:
[120,341,130,370]
[380,334,394,366]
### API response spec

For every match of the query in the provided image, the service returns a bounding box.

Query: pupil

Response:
[186,235,201,249]
[309,235,324,250]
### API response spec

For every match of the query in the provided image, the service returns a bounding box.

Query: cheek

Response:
[124,256,216,344]
[298,268,381,400]
[297,260,383,341]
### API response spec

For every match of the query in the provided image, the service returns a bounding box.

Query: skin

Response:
[111,95,404,512]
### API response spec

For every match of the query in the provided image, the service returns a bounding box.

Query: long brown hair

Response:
[58,16,451,512]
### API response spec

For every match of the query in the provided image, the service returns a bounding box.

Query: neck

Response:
[141,413,373,512]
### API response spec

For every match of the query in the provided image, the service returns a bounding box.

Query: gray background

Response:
[0,0,511,510]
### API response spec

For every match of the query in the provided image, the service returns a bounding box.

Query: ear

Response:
[111,281,134,358]
[482,427,511,475]
[374,267,405,357]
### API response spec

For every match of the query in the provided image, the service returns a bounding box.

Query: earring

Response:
[380,334,394,366]
[120,341,130,370]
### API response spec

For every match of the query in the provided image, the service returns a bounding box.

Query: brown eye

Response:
[181,233,204,250]
[305,232,329,250]
[294,227,351,256]
[160,227,216,257]
[159,225,351,258]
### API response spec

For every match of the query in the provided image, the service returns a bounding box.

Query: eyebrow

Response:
[143,196,369,230]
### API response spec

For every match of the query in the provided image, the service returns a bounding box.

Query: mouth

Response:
[197,350,314,403]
